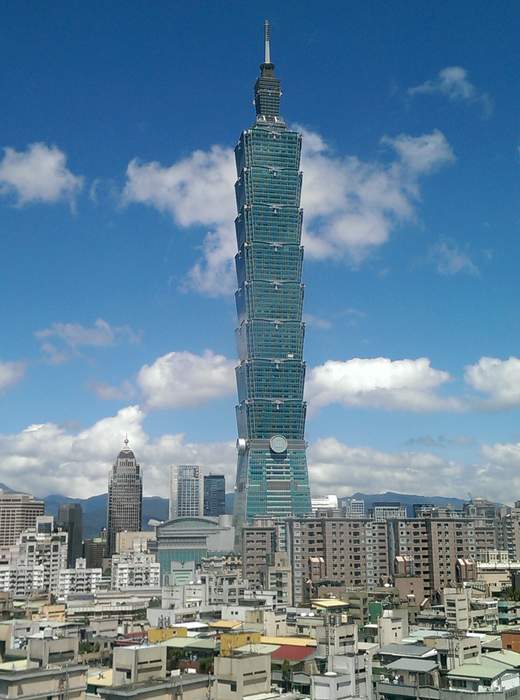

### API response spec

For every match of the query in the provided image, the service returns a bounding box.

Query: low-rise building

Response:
[112,645,167,685]
[0,664,87,700]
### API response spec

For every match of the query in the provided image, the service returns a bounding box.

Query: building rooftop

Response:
[87,669,114,687]
[0,660,29,672]
[484,649,520,667]
[311,598,349,609]
[271,645,316,662]
[208,620,242,630]
[235,643,280,655]
[161,637,216,651]
[386,658,438,673]
[0,664,86,681]
[98,674,211,697]
[448,658,513,680]
[260,635,316,647]
[379,643,436,658]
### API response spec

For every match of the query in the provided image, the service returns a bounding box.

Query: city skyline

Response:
[2,2,520,504]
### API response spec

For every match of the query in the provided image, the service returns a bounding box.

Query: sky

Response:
[2,0,520,503]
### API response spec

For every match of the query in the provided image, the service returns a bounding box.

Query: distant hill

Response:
[44,493,169,539]
[0,484,468,539]
[340,491,466,516]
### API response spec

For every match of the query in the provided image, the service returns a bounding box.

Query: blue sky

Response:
[2,0,520,501]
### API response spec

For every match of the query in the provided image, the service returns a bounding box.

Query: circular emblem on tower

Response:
[270,435,288,454]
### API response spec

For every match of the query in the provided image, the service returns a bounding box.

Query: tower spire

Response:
[264,19,271,65]
[255,20,281,120]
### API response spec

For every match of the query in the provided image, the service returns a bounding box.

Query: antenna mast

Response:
[264,19,271,64]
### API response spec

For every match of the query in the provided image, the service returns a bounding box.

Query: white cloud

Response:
[405,434,474,449]
[123,128,454,295]
[302,313,332,330]
[90,380,136,401]
[137,350,235,410]
[306,357,460,412]
[408,67,493,117]
[123,146,237,296]
[429,238,479,276]
[0,360,26,393]
[308,436,520,504]
[308,437,465,497]
[0,143,83,206]
[465,357,520,408]
[2,404,520,504]
[381,130,455,174]
[295,127,454,263]
[0,405,236,498]
[35,318,140,364]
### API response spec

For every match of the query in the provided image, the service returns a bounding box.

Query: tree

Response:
[281,659,291,691]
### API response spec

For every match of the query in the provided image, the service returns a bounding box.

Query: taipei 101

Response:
[1,2,520,696]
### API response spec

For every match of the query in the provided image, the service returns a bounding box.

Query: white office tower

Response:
[58,558,102,597]
[345,498,365,518]
[169,465,204,519]
[111,551,160,589]
[311,495,339,512]
[1,516,68,596]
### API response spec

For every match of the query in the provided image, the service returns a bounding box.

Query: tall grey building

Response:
[203,474,225,517]
[169,465,204,519]
[107,439,142,556]
[0,492,45,547]
[58,503,83,567]
[233,21,311,529]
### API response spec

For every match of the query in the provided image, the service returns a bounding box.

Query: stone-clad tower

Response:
[234,22,311,530]
[107,438,142,555]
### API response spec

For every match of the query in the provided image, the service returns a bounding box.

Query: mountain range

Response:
[42,489,465,538]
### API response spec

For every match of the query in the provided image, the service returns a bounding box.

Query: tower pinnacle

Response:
[264,19,271,65]
[255,20,281,121]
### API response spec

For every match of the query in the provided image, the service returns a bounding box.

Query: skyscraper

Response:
[107,439,142,556]
[233,22,312,528]
[0,491,45,547]
[58,502,83,567]
[203,474,226,517]
[169,465,204,519]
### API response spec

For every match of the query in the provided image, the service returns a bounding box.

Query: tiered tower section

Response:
[234,22,312,527]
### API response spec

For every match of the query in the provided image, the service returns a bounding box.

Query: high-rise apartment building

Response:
[169,465,204,519]
[203,474,226,517]
[388,517,477,598]
[344,498,365,518]
[370,502,408,521]
[286,516,390,604]
[233,22,311,529]
[58,503,83,567]
[241,518,277,589]
[57,558,102,597]
[107,440,142,556]
[111,551,160,590]
[0,492,45,547]
[14,516,68,593]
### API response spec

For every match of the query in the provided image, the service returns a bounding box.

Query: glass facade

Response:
[234,26,312,528]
